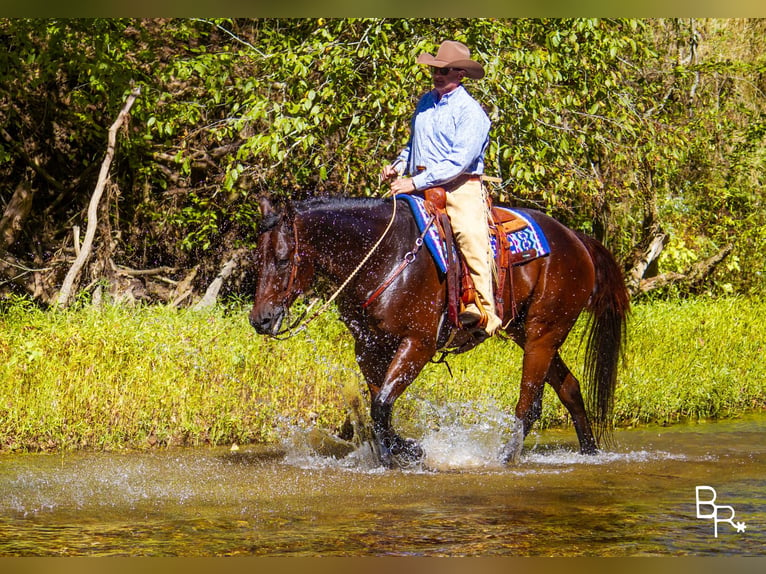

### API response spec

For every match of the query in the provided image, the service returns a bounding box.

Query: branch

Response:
[115,264,178,277]
[687,243,734,285]
[0,253,49,291]
[170,266,199,307]
[626,232,668,295]
[193,249,245,310]
[191,18,268,57]
[56,87,141,307]
[637,271,684,294]
[638,244,734,295]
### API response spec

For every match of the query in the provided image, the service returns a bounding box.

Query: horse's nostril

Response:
[249,306,283,335]
[250,315,270,334]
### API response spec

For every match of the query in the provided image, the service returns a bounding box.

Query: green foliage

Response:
[135,18,766,294]
[0,303,357,451]
[1,18,765,297]
[614,297,766,424]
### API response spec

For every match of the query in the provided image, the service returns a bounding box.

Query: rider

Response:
[381,40,502,340]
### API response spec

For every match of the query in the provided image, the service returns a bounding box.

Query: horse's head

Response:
[249,197,312,336]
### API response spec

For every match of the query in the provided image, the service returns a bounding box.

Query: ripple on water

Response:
[1,413,763,556]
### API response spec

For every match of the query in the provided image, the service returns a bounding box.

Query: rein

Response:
[270,195,401,339]
[362,215,434,309]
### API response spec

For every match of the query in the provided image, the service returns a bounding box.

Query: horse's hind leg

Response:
[502,345,599,462]
[501,343,556,464]
[546,353,598,455]
[499,380,543,465]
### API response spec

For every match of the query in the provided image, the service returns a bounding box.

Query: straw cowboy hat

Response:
[416,40,485,79]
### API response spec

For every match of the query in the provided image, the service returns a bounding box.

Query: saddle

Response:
[423,186,529,328]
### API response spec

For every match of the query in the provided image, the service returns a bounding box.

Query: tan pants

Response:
[445,178,503,335]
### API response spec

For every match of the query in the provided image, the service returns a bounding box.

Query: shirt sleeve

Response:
[394,141,411,175]
[411,97,490,191]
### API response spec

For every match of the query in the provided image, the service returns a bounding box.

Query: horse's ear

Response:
[283,198,296,220]
[258,195,277,218]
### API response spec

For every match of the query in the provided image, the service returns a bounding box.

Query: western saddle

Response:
[422,186,529,328]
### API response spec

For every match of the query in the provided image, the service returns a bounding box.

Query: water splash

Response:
[279,399,521,473]
[420,425,505,471]
[278,395,715,475]
[409,399,513,471]
[280,425,384,473]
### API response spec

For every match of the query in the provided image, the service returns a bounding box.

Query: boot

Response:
[459,300,502,341]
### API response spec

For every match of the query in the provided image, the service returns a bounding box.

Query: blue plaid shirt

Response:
[395,84,490,191]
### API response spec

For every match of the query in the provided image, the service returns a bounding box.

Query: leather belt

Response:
[443,174,483,192]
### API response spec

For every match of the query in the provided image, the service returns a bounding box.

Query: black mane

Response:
[295,196,387,213]
[258,195,393,234]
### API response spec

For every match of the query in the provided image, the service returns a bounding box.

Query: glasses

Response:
[431,67,462,76]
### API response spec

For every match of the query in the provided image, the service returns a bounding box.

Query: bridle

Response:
[280,219,302,309]
[266,215,317,339]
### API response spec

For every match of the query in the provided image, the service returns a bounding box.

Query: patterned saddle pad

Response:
[397,194,550,274]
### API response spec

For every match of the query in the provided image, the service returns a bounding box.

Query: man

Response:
[381,40,502,339]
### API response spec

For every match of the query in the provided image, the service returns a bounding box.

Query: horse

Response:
[249,194,630,468]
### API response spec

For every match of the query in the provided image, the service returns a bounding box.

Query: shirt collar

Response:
[432,83,464,103]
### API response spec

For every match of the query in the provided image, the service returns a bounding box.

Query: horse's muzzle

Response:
[249,304,285,336]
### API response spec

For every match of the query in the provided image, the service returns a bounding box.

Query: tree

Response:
[1,18,765,307]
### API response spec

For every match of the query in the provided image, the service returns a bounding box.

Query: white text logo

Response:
[695,486,747,538]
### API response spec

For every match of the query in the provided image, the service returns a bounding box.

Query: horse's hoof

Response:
[501,417,525,464]
[500,442,523,465]
[391,437,424,467]
[376,433,424,469]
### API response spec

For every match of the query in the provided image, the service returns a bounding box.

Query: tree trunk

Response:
[626,232,668,295]
[194,249,245,310]
[637,244,734,295]
[0,178,34,249]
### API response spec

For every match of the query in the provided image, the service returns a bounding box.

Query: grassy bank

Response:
[1,297,764,452]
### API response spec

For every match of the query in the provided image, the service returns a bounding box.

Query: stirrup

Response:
[458,300,488,330]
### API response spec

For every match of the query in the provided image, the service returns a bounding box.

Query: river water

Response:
[0,412,764,557]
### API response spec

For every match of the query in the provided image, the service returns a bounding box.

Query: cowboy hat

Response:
[416,40,485,79]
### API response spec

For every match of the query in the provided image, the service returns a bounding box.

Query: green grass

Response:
[0,297,764,452]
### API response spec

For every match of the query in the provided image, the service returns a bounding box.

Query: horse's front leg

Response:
[366,336,435,468]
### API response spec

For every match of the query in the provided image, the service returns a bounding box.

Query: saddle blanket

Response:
[397,194,550,274]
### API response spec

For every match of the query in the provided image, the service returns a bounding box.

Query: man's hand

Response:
[389,177,416,195]
[380,164,400,182]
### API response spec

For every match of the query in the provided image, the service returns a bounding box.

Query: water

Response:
[1,412,764,556]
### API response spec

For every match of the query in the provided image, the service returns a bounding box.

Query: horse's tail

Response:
[576,232,630,447]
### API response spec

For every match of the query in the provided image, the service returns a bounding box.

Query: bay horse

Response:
[249,195,629,468]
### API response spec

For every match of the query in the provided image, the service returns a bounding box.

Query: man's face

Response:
[431,67,465,95]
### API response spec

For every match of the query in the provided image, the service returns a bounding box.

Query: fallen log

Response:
[194,249,246,310]
[638,244,734,294]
